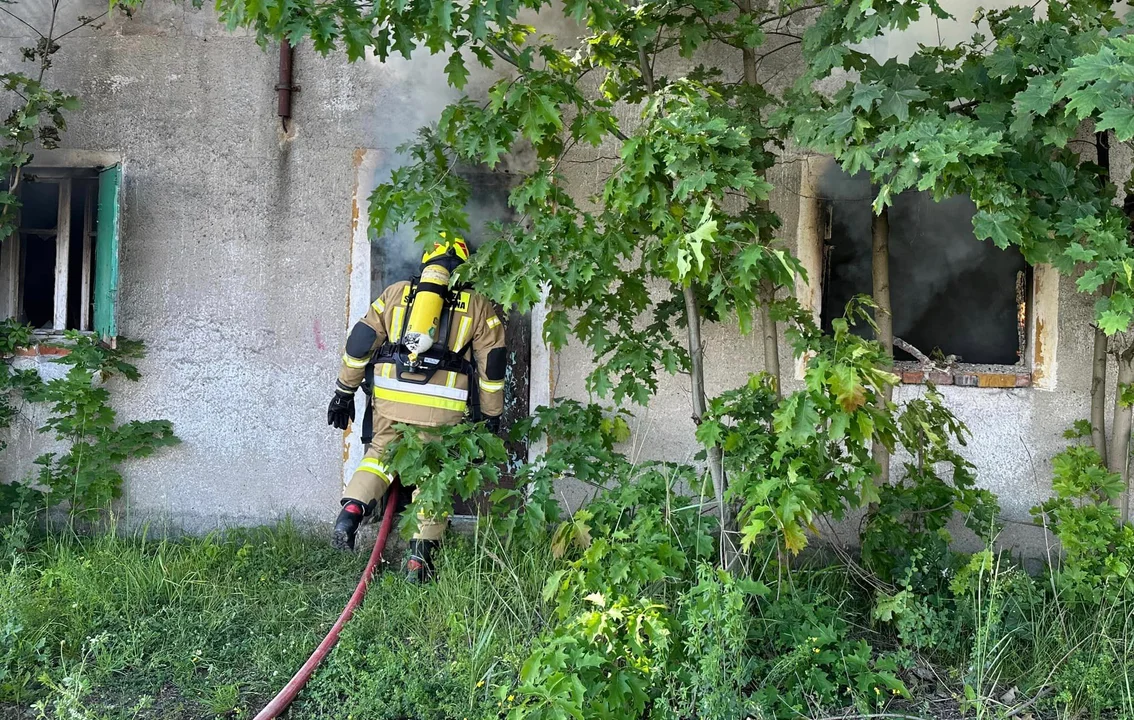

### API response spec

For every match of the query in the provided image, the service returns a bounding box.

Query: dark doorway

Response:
[371,170,529,515]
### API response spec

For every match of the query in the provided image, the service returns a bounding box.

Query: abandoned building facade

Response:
[1,0,1129,556]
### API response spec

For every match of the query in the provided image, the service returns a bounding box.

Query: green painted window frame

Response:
[93,164,121,342]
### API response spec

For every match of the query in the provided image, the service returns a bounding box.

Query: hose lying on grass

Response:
[253,479,402,720]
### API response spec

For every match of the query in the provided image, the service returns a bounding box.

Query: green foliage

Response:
[0,2,106,244]
[0,522,549,717]
[503,412,722,718]
[700,300,900,556]
[19,335,179,517]
[386,421,508,538]
[0,321,40,454]
[862,388,1000,591]
[786,0,1134,332]
[658,564,759,720]
[0,333,179,519]
[0,72,79,244]
[221,0,802,409]
[750,586,909,716]
[1032,424,1134,604]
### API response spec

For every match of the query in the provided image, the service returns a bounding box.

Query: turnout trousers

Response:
[341,414,446,542]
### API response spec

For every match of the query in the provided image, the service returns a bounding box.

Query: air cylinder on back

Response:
[402,263,451,361]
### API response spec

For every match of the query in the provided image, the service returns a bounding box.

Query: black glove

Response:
[484,415,502,435]
[328,392,356,430]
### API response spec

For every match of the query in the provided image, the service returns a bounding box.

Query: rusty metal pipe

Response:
[277,40,294,127]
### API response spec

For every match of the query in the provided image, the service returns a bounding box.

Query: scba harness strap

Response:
[368,278,483,421]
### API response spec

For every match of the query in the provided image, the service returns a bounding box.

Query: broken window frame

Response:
[793,157,1060,390]
[0,163,121,344]
[818,196,1034,387]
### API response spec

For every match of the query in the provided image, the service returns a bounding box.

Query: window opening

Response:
[3,170,109,335]
[818,167,1030,371]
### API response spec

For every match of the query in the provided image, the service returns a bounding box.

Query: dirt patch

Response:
[1,684,220,720]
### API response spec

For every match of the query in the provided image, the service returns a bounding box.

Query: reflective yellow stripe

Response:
[342,354,369,369]
[486,316,501,329]
[372,298,386,314]
[373,375,468,401]
[480,379,505,393]
[454,316,472,350]
[381,362,394,379]
[391,307,405,341]
[446,371,457,388]
[374,387,467,412]
[357,459,390,479]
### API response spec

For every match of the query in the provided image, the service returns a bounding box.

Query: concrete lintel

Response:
[794,155,832,381]
[25,149,124,169]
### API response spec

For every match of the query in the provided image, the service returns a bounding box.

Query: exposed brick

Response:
[11,344,69,358]
[977,373,1017,389]
[928,371,953,386]
[953,373,980,387]
[1015,373,1032,388]
[901,371,926,384]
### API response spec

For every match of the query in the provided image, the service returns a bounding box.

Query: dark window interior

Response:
[819,167,1028,366]
[15,177,99,330]
[67,180,98,329]
[19,180,59,328]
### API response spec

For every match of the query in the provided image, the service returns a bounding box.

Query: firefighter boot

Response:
[405,539,439,584]
[332,500,368,551]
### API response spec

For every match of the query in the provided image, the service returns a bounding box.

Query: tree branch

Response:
[760,2,823,26]
[485,38,630,142]
[55,10,110,42]
[0,5,43,38]
[756,39,801,69]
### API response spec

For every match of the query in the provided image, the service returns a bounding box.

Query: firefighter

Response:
[326,236,506,583]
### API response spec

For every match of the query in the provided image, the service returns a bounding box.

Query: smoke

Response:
[362,43,525,292]
[370,168,516,291]
[819,166,1026,365]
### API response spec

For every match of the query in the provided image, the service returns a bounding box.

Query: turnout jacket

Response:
[336,281,507,427]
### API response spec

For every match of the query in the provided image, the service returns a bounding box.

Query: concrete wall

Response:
[0,1,1128,555]
[0,0,504,530]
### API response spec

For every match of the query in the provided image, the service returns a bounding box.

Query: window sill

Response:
[4,330,92,358]
[894,361,1031,388]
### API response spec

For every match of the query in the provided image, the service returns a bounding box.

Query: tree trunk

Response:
[759,280,781,397]
[640,44,732,558]
[740,0,781,396]
[871,206,893,487]
[1109,349,1134,525]
[1093,131,1111,462]
[683,285,731,556]
[1092,301,1110,462]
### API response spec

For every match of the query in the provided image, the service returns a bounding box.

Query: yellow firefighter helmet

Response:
[403,234,470,361]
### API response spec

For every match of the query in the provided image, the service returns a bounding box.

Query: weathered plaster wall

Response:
[549,10,1134,559]
[1,1,1129,556]
[0,1,504,530]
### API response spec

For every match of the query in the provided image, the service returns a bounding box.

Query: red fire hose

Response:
[253,479,402,720]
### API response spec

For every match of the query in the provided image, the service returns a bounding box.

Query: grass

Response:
[0,519,556,720]
[5,517,1134,719]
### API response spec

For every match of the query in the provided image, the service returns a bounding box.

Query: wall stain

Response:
[1033,317,1046,384]
[314,317,326,351]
